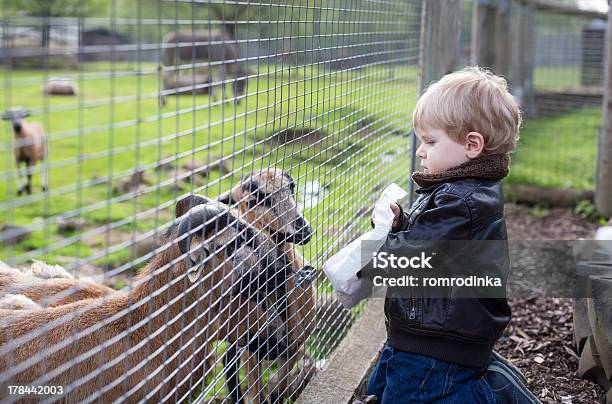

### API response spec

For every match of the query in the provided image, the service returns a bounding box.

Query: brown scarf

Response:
[411,153,510,188]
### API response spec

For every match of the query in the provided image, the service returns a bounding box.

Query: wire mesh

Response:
[0,0,420,402]
[460,0,606,192]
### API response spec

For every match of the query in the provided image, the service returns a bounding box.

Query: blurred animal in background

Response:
[159,30,248,106]
[43,78,77,96]
[2,108,48,195]
[160,73,213,105]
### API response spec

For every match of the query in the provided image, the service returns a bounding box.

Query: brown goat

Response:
[162,73,212,98]
[0,202,293,403]
[218,168,317,403]
[2,108,48,196]
[160,30,248,106]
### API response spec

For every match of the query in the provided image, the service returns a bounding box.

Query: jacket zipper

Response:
[409,297,416,319]
[407,197,426,320]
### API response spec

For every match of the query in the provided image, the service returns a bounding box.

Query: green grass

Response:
[506,106,600,190]
[504,65,601,190]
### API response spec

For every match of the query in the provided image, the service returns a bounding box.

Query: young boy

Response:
[367,66,522,403]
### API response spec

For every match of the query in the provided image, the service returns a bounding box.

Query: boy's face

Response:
[415,127,471,174]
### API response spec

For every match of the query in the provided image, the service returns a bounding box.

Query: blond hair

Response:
[413,66,522,155]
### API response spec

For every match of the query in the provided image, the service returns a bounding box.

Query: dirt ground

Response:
[498,203,606,403]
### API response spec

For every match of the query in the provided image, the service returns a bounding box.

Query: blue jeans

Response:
[367,345,496,404]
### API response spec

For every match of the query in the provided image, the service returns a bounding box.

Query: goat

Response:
[215,168,317,403]
[162,73,212,98]
[2,108,48,195]
[159,30,248,106]
[0,201,295,403]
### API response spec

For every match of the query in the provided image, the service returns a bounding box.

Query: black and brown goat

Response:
[216,168,317,403]
[2,108,48,195]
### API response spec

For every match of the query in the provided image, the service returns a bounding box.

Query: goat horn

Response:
[175,194,210,218]
[177,203,228,255]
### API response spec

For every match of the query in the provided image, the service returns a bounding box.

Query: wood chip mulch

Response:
[495,298,605,403]
[496,203,606,403]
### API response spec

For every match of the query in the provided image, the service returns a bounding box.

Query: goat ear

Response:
[187,260,203,283]
[175,194,209,218]
[21,110,30,118]
[186,245,210,283]
[1,111,10,120]
[187,267,202,283]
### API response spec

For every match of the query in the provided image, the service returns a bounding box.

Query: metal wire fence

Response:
[461,0,606,192]
[0,0,420,402]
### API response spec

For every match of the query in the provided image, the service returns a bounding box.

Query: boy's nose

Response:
[416,146,426,159]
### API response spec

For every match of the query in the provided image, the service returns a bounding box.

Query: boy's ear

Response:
[465,132,485,158]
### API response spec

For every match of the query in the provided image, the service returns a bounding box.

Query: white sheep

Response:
[24,259,73,279]
[2,108,48,195]
[0,294,42,310]
[43,78,77,96]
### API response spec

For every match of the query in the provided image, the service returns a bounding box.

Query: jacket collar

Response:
[412,153,510,190]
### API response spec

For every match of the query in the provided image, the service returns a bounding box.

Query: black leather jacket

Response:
[383,177,511,369]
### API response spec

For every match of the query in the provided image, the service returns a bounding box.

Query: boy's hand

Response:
[371,202,402,229]
[390,202,400,228]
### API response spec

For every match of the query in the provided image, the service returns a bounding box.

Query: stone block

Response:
[573,298,591,354]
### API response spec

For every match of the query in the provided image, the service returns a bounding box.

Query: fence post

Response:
[413,0,461,203]
[471,0,496,69]
[514,0,536,117]
[419,0,461,91]
[596,4,612,217]
[495,0,512,78]
[471,0,512,76]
